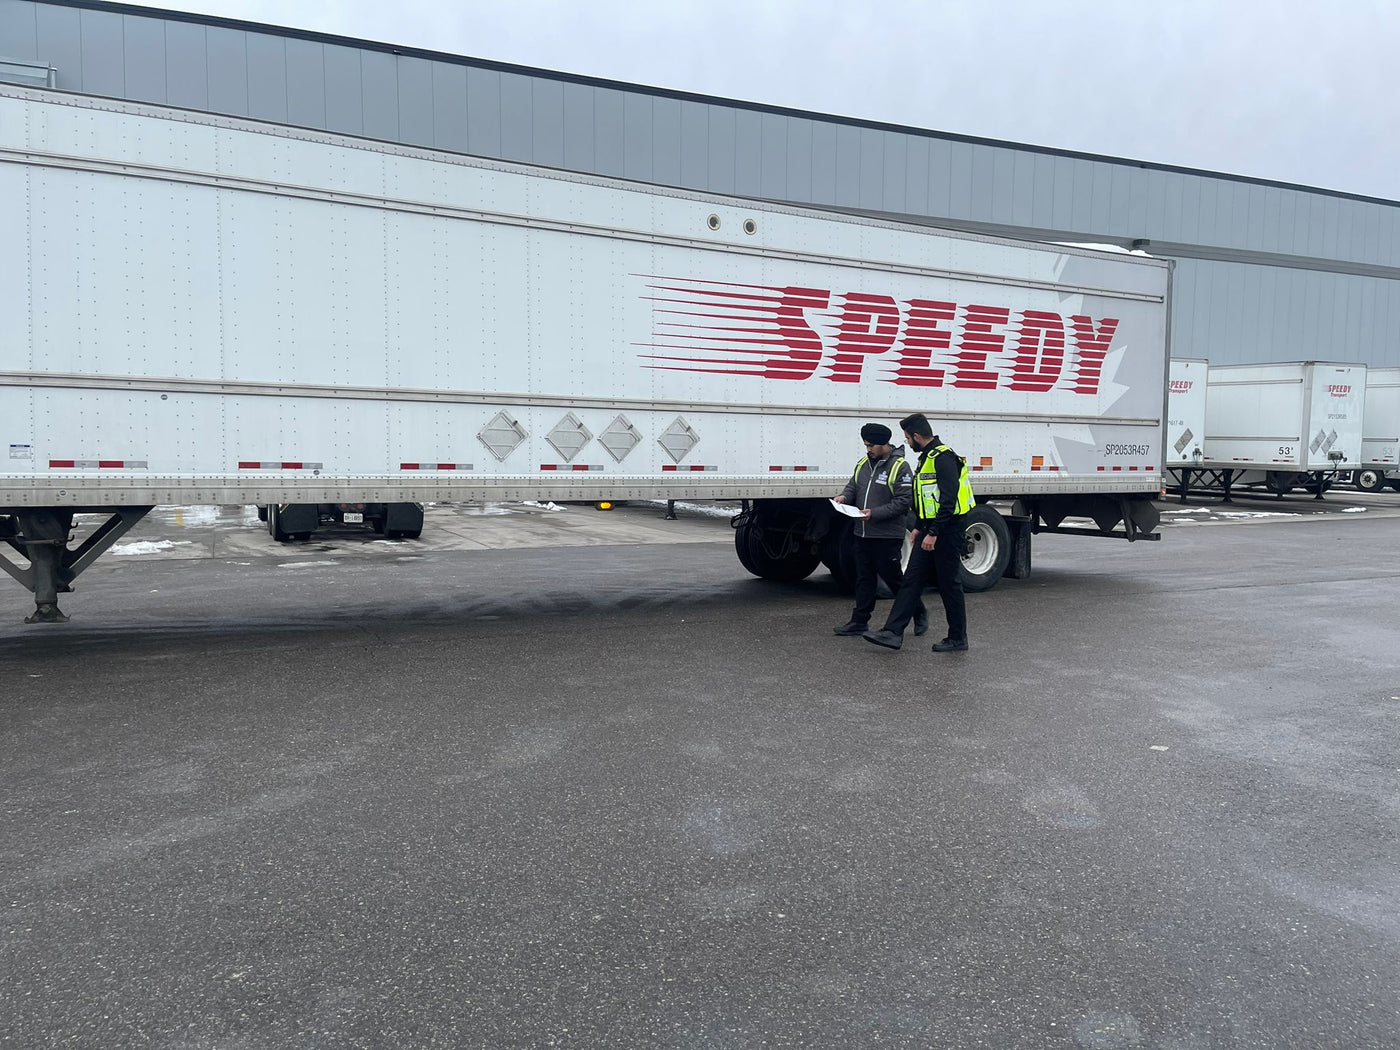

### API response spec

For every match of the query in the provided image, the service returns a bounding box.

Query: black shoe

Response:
[913,609,930,637]
[833,621,868,636]
[931,637,969,652]
[862,629,903,650]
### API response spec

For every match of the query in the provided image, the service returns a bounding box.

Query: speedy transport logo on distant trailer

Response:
[635,275,1122,394]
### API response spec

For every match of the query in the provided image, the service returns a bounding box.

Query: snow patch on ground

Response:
[170,505,220,526]
[111,540,192,555]
[277,561,339,569]
[518,501,564,512]
[1341,507,1367,513]
[643,500,741,519]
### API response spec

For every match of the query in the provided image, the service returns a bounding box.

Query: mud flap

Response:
[1005,517,1033,579]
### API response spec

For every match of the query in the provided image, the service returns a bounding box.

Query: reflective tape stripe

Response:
[237,461,323,469]
[48,459,148,469]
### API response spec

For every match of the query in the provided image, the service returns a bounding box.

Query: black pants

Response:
[848,536,922,627]
[882,526,966,641]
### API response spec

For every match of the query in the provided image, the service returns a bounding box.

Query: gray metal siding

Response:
[120,11,163,103]
[34,3,79,87]
[360,49,397,142]
[1171,258,1400,365]
[244,31,286,124]
[0,0,38,59]
[205,26,247,117]
[465,66,500,158]
[562,81,593,173]
[75,8,122,97]
[396,55,433,149]
[164,19,207,110]
[593,87,624,178]
[322,44,363,137]
[4,0,1399,370]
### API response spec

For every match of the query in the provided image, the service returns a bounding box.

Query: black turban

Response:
[860,423,892,444]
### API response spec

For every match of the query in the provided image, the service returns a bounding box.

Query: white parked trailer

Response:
[1185,361,1367,500]
[1352,368,1400,492]
[1163,357,1209,502]
[0,85,1172,622]
[1166,358,1209,467]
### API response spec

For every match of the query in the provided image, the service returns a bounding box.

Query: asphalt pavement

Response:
[2,494,1399,1048]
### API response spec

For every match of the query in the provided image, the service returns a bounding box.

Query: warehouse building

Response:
[2,0,1397,370]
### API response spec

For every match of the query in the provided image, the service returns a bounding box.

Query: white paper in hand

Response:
[829,499,866,519]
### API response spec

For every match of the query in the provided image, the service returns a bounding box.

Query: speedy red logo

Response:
[1327,384,1352,397]
[637,276,1119,393]
[1169,380,1193,393]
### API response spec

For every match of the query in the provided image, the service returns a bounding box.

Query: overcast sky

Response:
[117,0,1398,201]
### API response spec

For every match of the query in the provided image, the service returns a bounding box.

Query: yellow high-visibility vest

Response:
[913,444,975,519]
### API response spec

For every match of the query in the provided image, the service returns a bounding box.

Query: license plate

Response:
[343,512,364,523]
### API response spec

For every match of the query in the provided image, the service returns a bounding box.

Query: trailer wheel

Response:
[1264,472,1296,496]
[819,520,857,592]
[960,506,1011,593]
[268,504,293,543]
[733,522,760,575]
[256,505,269,522]
[736,521,822,583]
[1355,468,1385,492]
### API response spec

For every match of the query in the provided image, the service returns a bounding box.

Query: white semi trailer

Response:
[1164,358,1208,502]
[1182,362,1367,500]
[0,85,1171,623]
[1351,368,1400,492]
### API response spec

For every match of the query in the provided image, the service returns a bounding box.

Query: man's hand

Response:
[832,495,845,504]
[860,508,872,519]
[921,533,936,552]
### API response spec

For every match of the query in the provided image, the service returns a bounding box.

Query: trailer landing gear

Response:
[0,507,154,623]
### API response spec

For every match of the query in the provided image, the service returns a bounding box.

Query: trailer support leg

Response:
[1177,468,1192,504]
[1312,472,1326,500]
[1221,469,1235,504]
[0,507,154,623]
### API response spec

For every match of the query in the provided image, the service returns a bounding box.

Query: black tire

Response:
[734,522,760,576]
[268,504,292,543]
[960,505,1011,593]
[1355,468,1386,493]
[819,520,858,592]
[739,522,822,583]
[1264,471,1296,496]
[256,504,269,522]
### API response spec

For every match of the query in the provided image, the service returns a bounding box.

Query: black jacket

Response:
[838,446,914,540]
